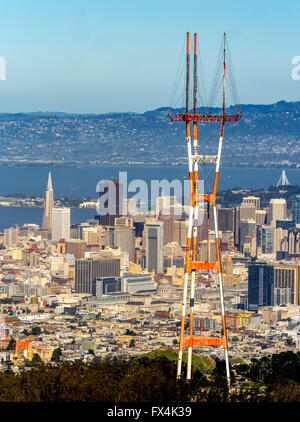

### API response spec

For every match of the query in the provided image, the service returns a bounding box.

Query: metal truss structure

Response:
[168,32,242,387]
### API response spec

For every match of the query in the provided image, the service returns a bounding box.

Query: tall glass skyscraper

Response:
[292,194,300,226]
[257,225,274,254]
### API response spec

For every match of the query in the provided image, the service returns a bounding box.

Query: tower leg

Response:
[177,204,193,379]
[213,204,230,389]
[177,272,189,379]
[187,191,199,380]
[186,269,195,380]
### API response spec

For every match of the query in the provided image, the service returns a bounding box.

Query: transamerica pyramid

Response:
[42,172,54,235]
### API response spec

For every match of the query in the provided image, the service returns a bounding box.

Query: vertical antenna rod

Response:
[193,33,197,115]
[222,32,226,119]
[186,32,190,114]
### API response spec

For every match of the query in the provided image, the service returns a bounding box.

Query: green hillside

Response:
[135,348,215,373]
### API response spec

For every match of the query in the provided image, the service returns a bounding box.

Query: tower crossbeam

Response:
[168,113,242,122]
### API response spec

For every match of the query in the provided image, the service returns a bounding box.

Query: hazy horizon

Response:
[0,99,296,115]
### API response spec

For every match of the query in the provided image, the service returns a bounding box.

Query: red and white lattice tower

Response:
[168,32,242,387]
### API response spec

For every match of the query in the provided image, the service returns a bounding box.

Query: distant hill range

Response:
[0,100,299,168]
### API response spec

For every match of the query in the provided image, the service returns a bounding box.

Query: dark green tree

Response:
[125,329,136,336]
[31,326,42,336]
[51,347,62,362]
[286,337,295,346]
[32,353,43,364]
[129,339,135,348]
[25,353,43,367]
[6,338,16,351]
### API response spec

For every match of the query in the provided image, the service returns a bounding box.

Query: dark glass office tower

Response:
[218,207,235,232]
[257,225,274,254]
[248,261,274,311]
[96,178,123,226]
[75,258,120,294]
[146,221,163,274]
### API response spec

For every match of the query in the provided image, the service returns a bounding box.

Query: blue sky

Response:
[0,0,300,113]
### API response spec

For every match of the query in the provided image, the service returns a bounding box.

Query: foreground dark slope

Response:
[0,351,299,402]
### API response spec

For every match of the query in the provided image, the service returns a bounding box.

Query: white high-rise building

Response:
[156,195,181,217]
[4,226,19,248]
[52,208,70,241]
[269,198,287,226]
[242,196,260,210]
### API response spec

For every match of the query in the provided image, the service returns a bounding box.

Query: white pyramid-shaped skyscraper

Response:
[42,172,54,234]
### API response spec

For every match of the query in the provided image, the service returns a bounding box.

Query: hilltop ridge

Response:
[0,100,299,168]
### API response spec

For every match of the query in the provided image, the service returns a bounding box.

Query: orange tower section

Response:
[168,33,242,387]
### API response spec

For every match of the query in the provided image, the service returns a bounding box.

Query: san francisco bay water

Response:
[0,165,298,231]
